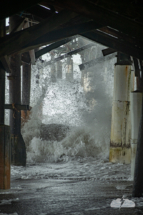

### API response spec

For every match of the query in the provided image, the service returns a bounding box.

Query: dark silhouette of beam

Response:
[81,30,143,59]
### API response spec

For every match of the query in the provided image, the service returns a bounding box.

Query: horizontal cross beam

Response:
[46,0,143,41]
[81,30,143,60]
[0,10,77,57]
[79,54,116,71]
[35,36,76,59]
[4,104,31,111]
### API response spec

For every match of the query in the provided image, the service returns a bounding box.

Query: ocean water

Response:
[19,40,131,183]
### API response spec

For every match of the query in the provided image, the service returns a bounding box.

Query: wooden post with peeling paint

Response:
[0,20,11,189]
[109,52,132,164]
[9,16,26,166]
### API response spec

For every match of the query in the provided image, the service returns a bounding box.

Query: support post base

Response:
[11,134,26,166]
[0,125,10,189]
[109,147,131,164]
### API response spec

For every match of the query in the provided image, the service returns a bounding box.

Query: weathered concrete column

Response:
[132,94,143,197]
[109,53,132,164]
[21,62,31,125]
[9,16,26,166]
[0,20,11,189]
[66,57,73,81]
[130,92,142,178]
[56,61,62,79]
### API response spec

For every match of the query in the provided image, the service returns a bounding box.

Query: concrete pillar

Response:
[130,92,142,178]
[21,63,31,125]
[56,61,62,79]
[9,16,26,166]
[109,53,132,164]
[0,20,11,189]
[66,57,73,81]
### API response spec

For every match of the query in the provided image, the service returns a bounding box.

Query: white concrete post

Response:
[66,57,73,81]
[130,92,142,178]
[110,65,132,164]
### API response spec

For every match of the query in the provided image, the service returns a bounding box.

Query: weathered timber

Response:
[0,0,42,20]
[0,20,103,57]
[35,37,76,59]
[79,53,116,71]
[0,125,10,189]
[9,15,26,166]
[0,56,11,73]
[132,94,143,197]
[0,20,11,190]
[0,20,5,124]
[46,0,143,41]
[10,17,25,34]
[45,43,96,65]
[26,4,53,20]
[102,48,116,56]
[0,10,78,57]
[81,30,143,59]
[100,26,143,48]
[4,104,31,111]
[21,52,31,64]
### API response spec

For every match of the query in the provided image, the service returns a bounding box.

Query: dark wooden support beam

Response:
[26,4,53,20]
[9,16,26,166]
[0,10,77,57]
[35,37,75,59]
[102,48,116,56]
[0,20,102,56]
[46,0,143,41]
[0,0,42,20]
[10,17,25,34]
[0,20,5,125]
[45,43,96,65]
[21,52,31,64]
[0,19,11,190]
[79,54,116,71]
[0,56,11,73]
[81,30,143,60]
[4,104,31,111]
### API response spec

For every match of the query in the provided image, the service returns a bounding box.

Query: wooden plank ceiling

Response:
[0,0,143,59]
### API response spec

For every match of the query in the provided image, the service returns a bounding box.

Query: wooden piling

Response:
[0,20,11,189]
[9,16,26,166]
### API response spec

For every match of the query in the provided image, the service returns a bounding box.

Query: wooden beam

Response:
[20,21,102,53]
[10,18,25,34]
[0,0,42,20]
[26,4,53,20]
[4,104,31,111]
[45,43,96,65]
[79,54,116,71]
[0,21,103,57]
[35,36,76,59]
[81,30,143,60]
[102,48,116,56]
[46,0,143,41]
[0,56,11,73]
[0,10,78,57]
[21,52,31,64]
